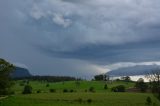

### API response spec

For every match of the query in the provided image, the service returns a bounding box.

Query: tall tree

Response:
[0,59,14,95]
[121,76,131,82]
[146,68,160,99]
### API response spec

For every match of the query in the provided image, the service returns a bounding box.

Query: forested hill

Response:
[11,67,32,78]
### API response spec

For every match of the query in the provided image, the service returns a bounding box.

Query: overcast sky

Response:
[1,0,160,77]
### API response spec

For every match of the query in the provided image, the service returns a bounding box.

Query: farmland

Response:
[0,81,160,106]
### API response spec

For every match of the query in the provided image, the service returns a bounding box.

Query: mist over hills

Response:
[107,65,159,76]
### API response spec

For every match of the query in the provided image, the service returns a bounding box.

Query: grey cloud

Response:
[26,0,160,51]
[1,0,160,77]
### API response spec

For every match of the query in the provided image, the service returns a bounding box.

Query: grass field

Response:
[12,80,135,93]
[0,81,160,106]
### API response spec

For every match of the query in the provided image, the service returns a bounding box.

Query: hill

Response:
[11,67,32,78]
[107,65,158,76]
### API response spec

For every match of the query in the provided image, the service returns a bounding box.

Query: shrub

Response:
[111,85,125,92]
[89,87,95,92]
[84,89,88,92]
[104,84,108,89]
[146,96,152,105]
[63,89,68,93]
[70,89,74,93]
[37,89,41,93]
[77,98,82,104]
[22,85,32,94]
[135,78,148,92]
[19,83,25,86]
[87,99,92,104]
[50,89,56,93]
[9,91,15,95]
[46,83,50,87]
[116,79,120,81]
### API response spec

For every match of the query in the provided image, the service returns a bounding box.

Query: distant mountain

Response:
[11,67,32,78]
[107,65,159,76]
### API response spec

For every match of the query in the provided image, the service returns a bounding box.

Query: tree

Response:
[146,96,152,105]
[0,59,14,95]
[111,85,125,92]
[22,85,32,94]
[146,68,160,99]
[135,78,148,92]
[121,76,131,82]
[94,74,109,81]
[94,74,104,81]
[104,84,108,89]
[146,68,160,93]
[146,69,160,86]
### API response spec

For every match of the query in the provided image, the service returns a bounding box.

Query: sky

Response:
[1,0,160,78]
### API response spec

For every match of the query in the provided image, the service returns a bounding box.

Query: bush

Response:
[111,85,125,92]
[37,90,41,93]
[104,84,108,89]
[77,98,82,104]
[84,89,88,92]
[9,91,15,95]
[46,83,50,87]
[19,83,25,86]
[135,78,148,92]
[89,87,95,92]
[50,89,56,93]
[87,99,92,104]
[22,85,32,94]
[146,96,152,105]
[63,89,68,93]
[70,89,74,93]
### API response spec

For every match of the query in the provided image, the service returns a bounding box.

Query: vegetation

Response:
[94,74,105,81]
[146,96,152,105]
[146,69,160,99]
[89,87,95,92]
[49,89,56,93]
[63,89,68,93]
[0,80,160,106]
[111,85,126,92]
[135,78,148,92]
[0,59,160,106]
[22,85,32,94]
[104,84,108,89]
[121,76,131,82]
[0,59,14,95]
[1,91,160,106]
[94,74,109,81]
[14,76,76,82]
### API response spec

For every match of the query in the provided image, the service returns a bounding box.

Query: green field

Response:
[0,81,160,106]
[12,81,135,93]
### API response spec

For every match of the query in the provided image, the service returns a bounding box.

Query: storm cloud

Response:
[1,0,160,77]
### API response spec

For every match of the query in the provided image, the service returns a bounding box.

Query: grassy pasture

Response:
[12,81,135,93]
[1,92,160,106]
[0,81,160,106]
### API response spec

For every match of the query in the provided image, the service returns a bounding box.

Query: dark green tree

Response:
[94,74,108,81]
[111,85,126,92]
[121,76,131,82]
[104,84,108,89]
[94,74,104,81]
[0,59,14,95]
[22,85,32,94]
[135,78,148,92]
[146,96,152,105]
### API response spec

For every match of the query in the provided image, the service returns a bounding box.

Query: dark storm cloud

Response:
[1,0,160,77]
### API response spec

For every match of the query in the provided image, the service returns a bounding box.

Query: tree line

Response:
[13,76,76,82]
